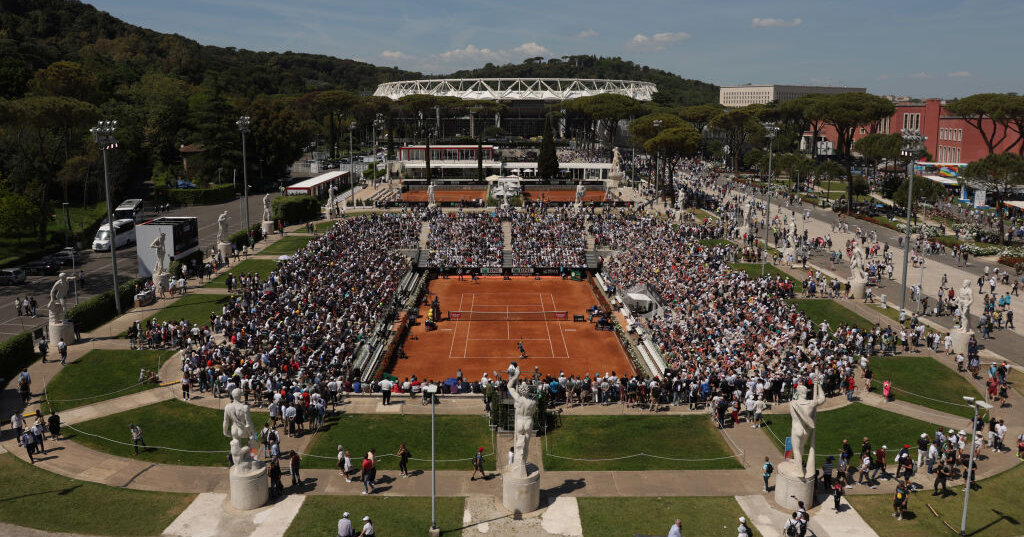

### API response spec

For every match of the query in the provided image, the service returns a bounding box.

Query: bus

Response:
[114,199,145,223]
[92,219,137,251]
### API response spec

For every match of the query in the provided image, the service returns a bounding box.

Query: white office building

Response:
[719,84,866,107]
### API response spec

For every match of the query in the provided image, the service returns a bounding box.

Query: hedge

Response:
[154,184,235,206]
[169,250,204,279]
[228,224,264,251]
[0,331,36,387]
[66,278,146,332]
[271,195,320,224]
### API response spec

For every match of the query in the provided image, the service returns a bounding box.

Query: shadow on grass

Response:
[967,509,1020,537]
[0,484,82,501]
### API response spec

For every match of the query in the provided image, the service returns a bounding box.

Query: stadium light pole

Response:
[373,113,385,189]
[960,396,992,537]
[428,383,439,536]
[236,116,252,238]
[90,120,122,314]
[349,121,357,201]
[761,122,780,277]
[899,128,924,312]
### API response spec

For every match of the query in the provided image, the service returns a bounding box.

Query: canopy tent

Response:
[922,174,958,186]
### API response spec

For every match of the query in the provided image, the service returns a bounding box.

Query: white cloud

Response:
[628,32,690,50]
[511,42,550,56]
[910,72,931,79]
[947,70,972,77]
[439,44,498,61]
[751,17,803,28]
[435,42,552,65]
[380,50,413,61]
[575,29,599,39]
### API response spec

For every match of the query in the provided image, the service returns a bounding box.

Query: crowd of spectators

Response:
[426,210,503,268]
[509,209,587,267]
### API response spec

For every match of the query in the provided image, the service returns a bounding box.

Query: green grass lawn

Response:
[542,415,741,471]
[43,349,174,413]
[284,496,464,537]
[1009,368,1024,398]
[148,293,230,327]
[869,304,904,325]
[205,258,280,288]
[69,399,264,466]
[690,208,718,220]
[305,414,496,471]
[763,403,940,460]
[848,463,1024,537]
[259,235,312,256]
[867,356,982,418]
[791,298,873,331]
[730,263,804,292]
[579,497,758,537]
[0,453,194,536]
[699,239,734,248]
[0,202,107,266]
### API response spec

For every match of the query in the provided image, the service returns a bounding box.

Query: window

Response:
[958,129,962,142]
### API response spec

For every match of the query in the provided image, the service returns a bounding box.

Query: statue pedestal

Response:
[950,329,974,354]
[217,242,232,263]
[325,206,335,220]
[849,279,867,300]
[783,247,796,266]
[153,271,169,294]
[774,461,814,510]
[502,463,540,515]
[48,321,74,347]
[229,464,268,510]
[261,221,274,236]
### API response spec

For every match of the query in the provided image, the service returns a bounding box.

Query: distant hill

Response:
[444,56,719,107]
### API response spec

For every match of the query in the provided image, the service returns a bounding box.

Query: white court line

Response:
[461,293,475,358]
[457,356,569,360]
[550,292,571,357]
[506,304,510,339]
[447,292,465,360]
[465,338,551,341]
[539,292,556,358]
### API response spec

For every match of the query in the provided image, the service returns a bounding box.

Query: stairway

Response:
[585,251,600,270]
[502,250,514,268]
[417,250,430,268]
[501,220,512,249]
[419,221,430,248]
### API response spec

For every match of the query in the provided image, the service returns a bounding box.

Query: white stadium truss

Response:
[373,78,657,102]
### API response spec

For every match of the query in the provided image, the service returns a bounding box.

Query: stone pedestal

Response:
[502,463,540,515]
[325,206,336,220]
[229,464,268,510]
[48,321,74,347]
[261,220,275,236]
[950,329,974,355]
[849,279,867,300]
[774,461,814,511]
[152,271,170,294]
[217,242,232,263]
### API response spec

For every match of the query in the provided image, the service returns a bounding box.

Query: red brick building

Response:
[808,98,1021,165]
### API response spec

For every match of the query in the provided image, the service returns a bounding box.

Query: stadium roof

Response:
[373,78,657,102]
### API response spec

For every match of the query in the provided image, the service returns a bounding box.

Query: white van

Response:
[92,219,137,251]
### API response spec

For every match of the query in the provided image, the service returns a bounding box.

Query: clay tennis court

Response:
[401,189,487,202]
[523,188,608,202]
[392,277,634,381]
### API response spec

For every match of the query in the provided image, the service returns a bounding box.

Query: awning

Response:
[1005,200,1024,211]
[923,174,958,186]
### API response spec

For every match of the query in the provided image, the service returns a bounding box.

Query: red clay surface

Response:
[392,277,634,381]
[401,190,487,202]
[523,188,608,202]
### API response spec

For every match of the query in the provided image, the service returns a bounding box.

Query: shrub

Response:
[0,331,35,386]
[154,184,235,206]
[228,224,264,251]
[271,195,320,224]
[66,278,146,332]
[169,250,204,279]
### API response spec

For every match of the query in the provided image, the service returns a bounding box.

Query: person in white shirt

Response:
[668,519,682,537]
[337,512,353,537]
[358,515,374,537]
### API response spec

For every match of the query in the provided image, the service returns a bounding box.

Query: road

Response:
[0,192,277,342]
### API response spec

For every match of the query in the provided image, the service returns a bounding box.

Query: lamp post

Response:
[89,120,122,314]
[427,383,439,536]
[236,116,252,238]
[899,128,924,312]
[960,396,993,537]
[762,122,780,276]
[349,121,356,201]
[373,113,385,189]
[652,120,663,201]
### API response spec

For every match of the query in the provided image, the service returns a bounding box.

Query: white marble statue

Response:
[849,243,867,281]
[327,185,336,211]
[789,374,826,479]
[217,210,229,244]
[956,279,973,331]
[575,182,586,204]
[48,272,71,324]
[507,363,537,479]
[611,147,623,175]
[223,387,262,473]
[150,232,167,275]
[427,184,436,206]
[786,219,797,248]
[262,194,272,222]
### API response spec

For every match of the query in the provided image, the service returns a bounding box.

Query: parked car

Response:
[23,258,59,276]
[0,268,27,285]
[49,247,83,266]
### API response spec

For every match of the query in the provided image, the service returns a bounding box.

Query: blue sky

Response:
[88,0,1020,98]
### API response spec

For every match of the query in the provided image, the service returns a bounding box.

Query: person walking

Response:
[37,337,48,362]
[21,430,37,463]
[268,455,284,498]
[289,450,302,488]
[11,412,24,447]
[933,462,950,496]
[361,452,375,494]
[380,377,393,405]
[762,456,774,492]
[129,423,147,455]
[57,338,68,365]
[471,447,486,481]
[47,412,61,440]
[31,417,46,454]
[397,442,411,477]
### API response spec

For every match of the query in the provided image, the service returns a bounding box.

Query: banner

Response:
[512,267,534,275]
[449,312,462,320]
[480,267,502,275]
[784,436,793,460]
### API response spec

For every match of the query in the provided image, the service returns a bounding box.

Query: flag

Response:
[784,436,793,459]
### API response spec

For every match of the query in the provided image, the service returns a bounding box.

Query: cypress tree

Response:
[537,114,559,181]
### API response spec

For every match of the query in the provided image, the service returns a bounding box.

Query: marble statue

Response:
[223,387,261,473]
[327,185,336,211]
[506,363,537,479]
[956,279,973,330]
[575,182,586,204]
[788,374,826,479]
[217,210,229,244]
[48,272,70,323]
[850,243,867,281]
[427,184,436,206]
[262,194,272,222]
[611,147,623,175]
[786,219,797,248]
[150,232,167,275]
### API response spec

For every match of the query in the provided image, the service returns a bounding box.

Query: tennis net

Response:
[448,310,569,321]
